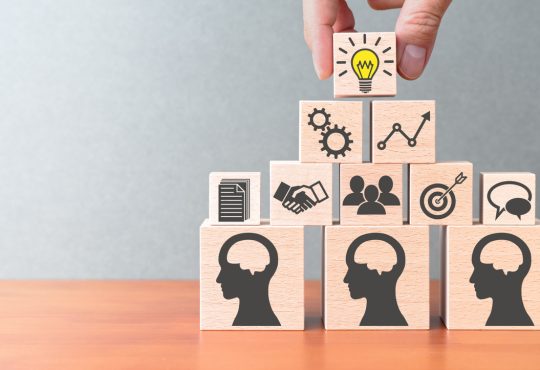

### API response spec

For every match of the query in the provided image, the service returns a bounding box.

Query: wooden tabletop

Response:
[0,281,539,370]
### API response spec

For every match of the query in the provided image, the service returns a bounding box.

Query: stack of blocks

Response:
[200,32,539,331]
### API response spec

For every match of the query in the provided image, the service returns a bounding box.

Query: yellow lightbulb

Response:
[351,48,379,93]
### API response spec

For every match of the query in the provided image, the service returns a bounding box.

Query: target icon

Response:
[419,172,467,220]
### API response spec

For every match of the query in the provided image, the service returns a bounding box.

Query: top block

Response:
[334,32,397,98]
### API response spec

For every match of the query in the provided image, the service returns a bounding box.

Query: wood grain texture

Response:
[371,100,435,164]
[2,281,540,370]
[333,32,397,97]
[339,163,403,225]
[443,223,540,329]
[209,172,260,225]
[200,220,304,330]
[480,172,536,225]
[324,224,429,329]
[409,162,473,225]
[299,101,363,163]
[270,161,333,226]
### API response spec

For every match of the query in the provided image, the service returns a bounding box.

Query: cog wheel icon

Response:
[307,108,331,131]
[319,124,353,159]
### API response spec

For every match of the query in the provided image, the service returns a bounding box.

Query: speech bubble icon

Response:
[505,198,531,220]
[487,181,532,220]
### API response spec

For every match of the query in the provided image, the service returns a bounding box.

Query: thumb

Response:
[395,0,451,80]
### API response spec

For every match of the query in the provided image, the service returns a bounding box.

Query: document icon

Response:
[218,179,250,222]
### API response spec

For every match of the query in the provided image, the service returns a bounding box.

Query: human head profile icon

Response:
[216,232,281,326]
[343,233,408,326]
[470,233,534,326]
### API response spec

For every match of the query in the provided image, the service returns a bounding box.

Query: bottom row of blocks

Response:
[200,220,540,330]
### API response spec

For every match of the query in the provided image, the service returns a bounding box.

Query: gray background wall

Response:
[0,1,538,279]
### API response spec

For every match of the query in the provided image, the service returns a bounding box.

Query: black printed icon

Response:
[216,233,281,326]
[487,181,532,220]
[335,34,394,93]
[218,179,250,222]
[274,181,328,214]
[344,233,408,326]
[420,172,467,219]
[343,175,400,215]
[307,108,353,159]
[377,112,430,150]
[470,233,533,326]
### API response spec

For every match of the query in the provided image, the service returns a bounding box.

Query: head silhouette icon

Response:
[343,175,365,206]
[378,175,400,206]
[470,233,533,326]
[216,233,281,326]
[343,233,408,326]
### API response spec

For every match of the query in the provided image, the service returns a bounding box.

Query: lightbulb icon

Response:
[335,33,395,95]
[351,48,379,93]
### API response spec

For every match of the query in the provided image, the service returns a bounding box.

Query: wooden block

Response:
[339,163,403,225]
[200,220,304,330]
[270,161,333,225]
[442,223,540,329]
[324,224,429,329]
[371,100,436,164]
[480,172,536,225]
[409,162,473,225]
[209,172,260,226]
[333,32,397,97]
[299,101,362,163]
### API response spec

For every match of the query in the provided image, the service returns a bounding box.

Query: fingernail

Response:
[399,44,427,79]
[312,56,323,79]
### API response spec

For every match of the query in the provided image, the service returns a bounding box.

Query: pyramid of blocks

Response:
[200,32,539,331]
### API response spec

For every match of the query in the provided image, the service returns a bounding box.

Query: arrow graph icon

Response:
[377,111,431,150]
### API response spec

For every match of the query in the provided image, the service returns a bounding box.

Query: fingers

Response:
[333,0,356,33]
[303,0,354,80]
[395,0,451,79]
[367,0,404,10]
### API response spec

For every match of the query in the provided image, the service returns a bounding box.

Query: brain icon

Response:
[480,239,523,275]
[227,239,270,275]
[354,239,397,274]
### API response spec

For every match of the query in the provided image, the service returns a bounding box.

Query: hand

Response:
[303,0,452,80]
[286,186,317,214]
[273,181,329,214]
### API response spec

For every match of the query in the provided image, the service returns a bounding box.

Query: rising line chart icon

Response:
[377,111,431,150]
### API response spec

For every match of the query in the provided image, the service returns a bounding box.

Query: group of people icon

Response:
[343,175,400,215]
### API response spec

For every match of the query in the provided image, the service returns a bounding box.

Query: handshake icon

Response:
[273,181,329,214]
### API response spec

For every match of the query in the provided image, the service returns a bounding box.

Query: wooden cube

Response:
[209,172,260,226]
[324,224,429,329]
[442,223,540,329]
[270,161,333,225]
[339,163,403,225]
[371,100,436,164]
[200,220,304,330]
[333,32,396,97]
[480,172,536,225]
[299,101,362,163]
[409,162,473,225]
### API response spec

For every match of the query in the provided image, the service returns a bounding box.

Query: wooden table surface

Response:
[1,280,539,370]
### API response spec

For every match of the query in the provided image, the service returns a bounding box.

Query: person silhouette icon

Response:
[470,233,534,326]
[216,233,281,326]
[343,175,366,206]
[378,175,400,206]
[343,233,408,326]
[357,185,386,215]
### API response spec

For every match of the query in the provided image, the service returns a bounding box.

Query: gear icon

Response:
[307,108,331,131]
[319,124,353,159]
